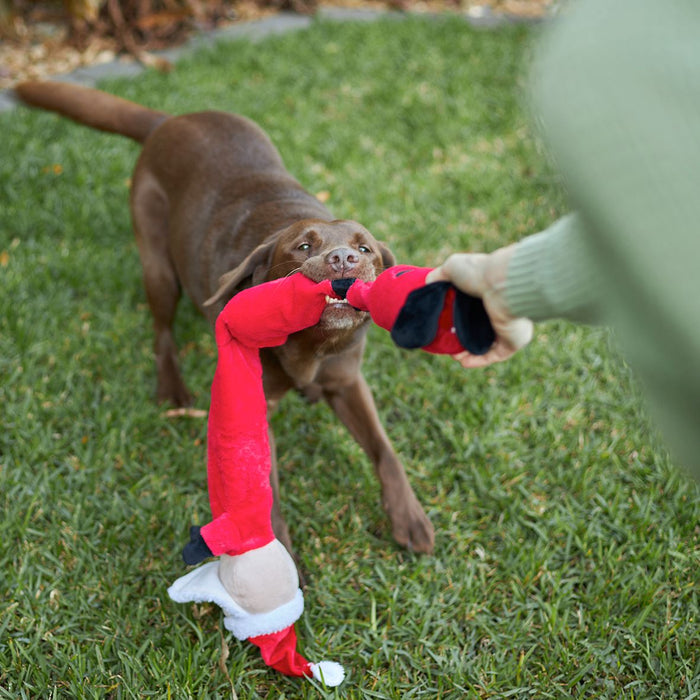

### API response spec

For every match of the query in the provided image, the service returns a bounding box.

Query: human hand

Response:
[426,246,533,368]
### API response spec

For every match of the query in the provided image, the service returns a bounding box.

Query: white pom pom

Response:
[309,660,345,687]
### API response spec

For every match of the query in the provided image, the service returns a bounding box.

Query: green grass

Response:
[1,15,698,699]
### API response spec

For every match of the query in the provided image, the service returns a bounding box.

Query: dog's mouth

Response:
[299,259,373,330]
[320,292,364,329]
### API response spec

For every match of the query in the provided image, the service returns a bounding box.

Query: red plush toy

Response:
[168,267,493,685]
[332,264,494,355]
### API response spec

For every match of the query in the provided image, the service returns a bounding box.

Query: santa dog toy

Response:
[168,266,493,685]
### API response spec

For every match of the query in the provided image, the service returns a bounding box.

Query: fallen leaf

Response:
[218,624,230,675]
[162,407,208,419]
[41,163,63,175]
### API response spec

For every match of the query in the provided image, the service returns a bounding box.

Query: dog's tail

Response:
[15,81,169,144]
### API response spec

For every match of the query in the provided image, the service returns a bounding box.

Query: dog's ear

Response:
[378,241,396,270]
[204,238,278,307]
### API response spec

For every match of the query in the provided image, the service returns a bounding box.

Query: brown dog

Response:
[15,80,435,558]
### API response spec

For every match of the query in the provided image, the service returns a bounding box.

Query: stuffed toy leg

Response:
[168,273,345,686]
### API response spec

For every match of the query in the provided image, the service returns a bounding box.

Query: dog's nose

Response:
[325,247,359,275]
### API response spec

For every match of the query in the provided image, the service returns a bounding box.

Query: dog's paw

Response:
[385,491,435,554]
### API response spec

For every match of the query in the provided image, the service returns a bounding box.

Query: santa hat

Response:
[167,551,344,685]
[168,273,347,686]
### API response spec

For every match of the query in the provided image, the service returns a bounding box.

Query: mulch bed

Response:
[0,0,553,90]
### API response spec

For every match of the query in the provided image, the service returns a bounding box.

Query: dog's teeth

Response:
[325,295,348,305]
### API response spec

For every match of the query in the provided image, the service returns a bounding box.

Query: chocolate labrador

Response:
[15,80,435,558]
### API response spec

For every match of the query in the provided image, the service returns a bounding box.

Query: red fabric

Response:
[344,265,432,331]
[423,286,463,355]
[345,265,464,354]
[200,274,336,556]
[249,625,312,678]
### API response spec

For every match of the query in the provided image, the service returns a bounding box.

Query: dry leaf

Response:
[135,10,193,32]
[218,624,230,675]
[162,407,208,419]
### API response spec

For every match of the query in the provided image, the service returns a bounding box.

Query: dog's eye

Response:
[297,243,311,251]
[358,245,371,254]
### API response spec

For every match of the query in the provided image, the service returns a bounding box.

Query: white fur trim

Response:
[309,661,345,687]
[222,590,304,640]
[168,560,304,640]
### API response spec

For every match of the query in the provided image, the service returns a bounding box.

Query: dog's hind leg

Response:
[131,172,192,406]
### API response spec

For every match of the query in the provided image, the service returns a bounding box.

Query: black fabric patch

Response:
[331,277,356,299]
[453,290,495,355]
[391,282,449,349]
[182,525,214,565]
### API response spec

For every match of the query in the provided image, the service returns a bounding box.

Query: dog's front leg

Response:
[324,375,435,554]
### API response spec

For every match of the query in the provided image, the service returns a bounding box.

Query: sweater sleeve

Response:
[505,214,604,325]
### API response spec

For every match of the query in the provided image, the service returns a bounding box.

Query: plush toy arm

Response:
[343,266,433,332]
[217,273,336,348]
[200,335,276,556]
[197,273,342,558]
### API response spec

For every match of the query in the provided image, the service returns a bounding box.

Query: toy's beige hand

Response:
[218,539,299,614]
[427,247,533,368]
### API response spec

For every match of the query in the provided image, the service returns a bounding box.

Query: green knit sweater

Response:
[505,0,700,480]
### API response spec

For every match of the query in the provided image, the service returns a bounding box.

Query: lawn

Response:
[1,14,698,699]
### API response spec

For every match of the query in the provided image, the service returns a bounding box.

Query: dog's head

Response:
[206,219,395,331]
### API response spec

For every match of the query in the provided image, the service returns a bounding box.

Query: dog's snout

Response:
[325,247,359,275]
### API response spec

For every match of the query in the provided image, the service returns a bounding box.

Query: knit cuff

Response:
[505,214,603,324]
